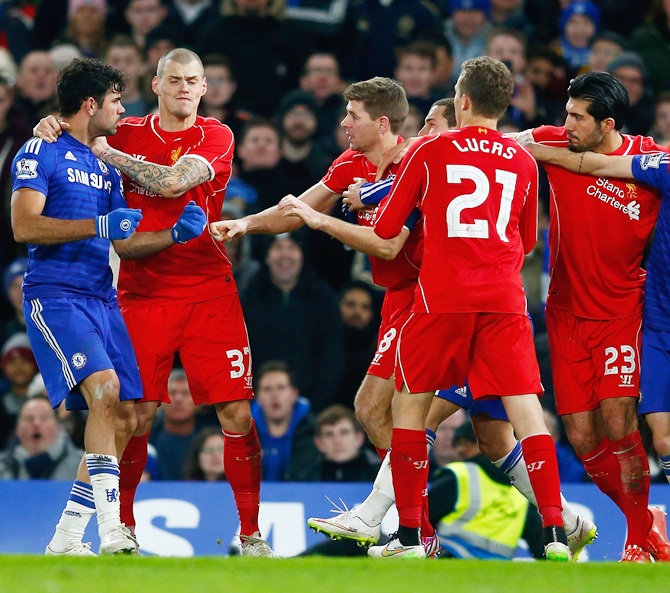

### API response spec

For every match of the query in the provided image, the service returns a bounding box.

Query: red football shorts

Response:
[367,283,415,380]
[395,311,543,398]
[546,307,641,416]
[121,293,254,405]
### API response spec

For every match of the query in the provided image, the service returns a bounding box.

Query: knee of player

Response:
[87,374,121,408]
[652,429,670,458]
[216,400,252,432]
[116,402,138,434]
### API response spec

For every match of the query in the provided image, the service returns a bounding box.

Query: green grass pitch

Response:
[2,556,670,593]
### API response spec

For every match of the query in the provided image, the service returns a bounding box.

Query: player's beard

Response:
[567,126,605,153]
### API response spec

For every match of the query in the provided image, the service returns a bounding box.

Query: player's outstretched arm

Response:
[521,141,635,179]
[11,188,141,245]
[209,182,337,241]
[91,137,211,198]
[278,196,409,260]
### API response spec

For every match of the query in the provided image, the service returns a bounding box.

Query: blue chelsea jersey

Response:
[632,152,670,331]
[11,132,126,302]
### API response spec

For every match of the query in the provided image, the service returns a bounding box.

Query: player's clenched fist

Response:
[96,207,142,240]
[209,217,249,242]
[171,200,207,244]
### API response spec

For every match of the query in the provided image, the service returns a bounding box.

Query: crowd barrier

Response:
[1,481,668,560]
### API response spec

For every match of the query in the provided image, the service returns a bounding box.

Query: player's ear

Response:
[151,76,160,97]
[602,117,617,134]
[378,116,390,133]
[84,97,97,116]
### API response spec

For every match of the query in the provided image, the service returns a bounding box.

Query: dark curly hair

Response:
[57,58,126,118]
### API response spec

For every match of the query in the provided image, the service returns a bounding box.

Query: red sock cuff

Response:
[611,430,643,453]
[578,436,611,464]
[393,427,426,446]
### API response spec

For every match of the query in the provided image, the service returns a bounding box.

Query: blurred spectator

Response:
[486,27,543,129]
[285,0,350,53]
[144,24,177,73]
[631,0,670,95]
[0,396,84,480]
[524,45,567,126]
[443,0,493,86]
[298,52,346,140]
[197,0,314,116]
[544,408,588,483]
[337,281,379,407]
[0,81,31,270]
[551,0,600,78]
[394,40,441,115]
[163,0,220,48]
[586,30,628,73]
[339,0,439,81]
[104,35,149,117]
[490,0,533,40]
[251,360,319,481]
[124,0,168,51]
[235,118,294,217]
[26,372,87,452]
[182,426,228,481]
[608,51,655,136]
[0,48,18,83]
[2,258,28,345]
[221,202,261,293]
[295,404,380,481]
[241,233,346,412]
[430,407,467,469]
[418,30,455,98]
[60,0,109,59]
[49,43,85,72]
[276,90,333,194]
[1,333,39,448]
[199,54,252,139]
[14,50,58,125]
[0,1,36,63]
[221,176,258,216]
[398,104,424,140]
[150,368,216,480]
[650,91,670,146]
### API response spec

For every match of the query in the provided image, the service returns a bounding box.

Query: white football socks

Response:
[85,454,122,538]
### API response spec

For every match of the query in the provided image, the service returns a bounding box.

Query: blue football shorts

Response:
[640,325,670,415]
[24,296,142,410]
[435,382,509,421]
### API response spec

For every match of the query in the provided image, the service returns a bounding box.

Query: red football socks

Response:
[520,434,563,527]
[390,428,429,529]
[612,431,652,546]
[119,432,150,529]
[578,436,624,512]
[224,421,262,537]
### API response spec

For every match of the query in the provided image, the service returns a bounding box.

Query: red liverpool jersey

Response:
[533,126,662,319]
[110,115,236,304]
[321,144,422,289]
[375,127,538,314]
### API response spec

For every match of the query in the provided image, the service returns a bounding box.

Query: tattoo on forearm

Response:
[99,148,210,195]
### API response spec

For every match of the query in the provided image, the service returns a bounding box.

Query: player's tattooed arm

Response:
[92,138,212,198]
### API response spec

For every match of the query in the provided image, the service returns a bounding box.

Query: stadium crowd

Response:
[0,0,669,559]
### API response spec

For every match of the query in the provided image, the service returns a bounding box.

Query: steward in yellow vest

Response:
[430,421,544,559]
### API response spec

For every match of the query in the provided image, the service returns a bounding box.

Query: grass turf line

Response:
[2,556,670,593]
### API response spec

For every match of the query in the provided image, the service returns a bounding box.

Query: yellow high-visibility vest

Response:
[436,461,529,559]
